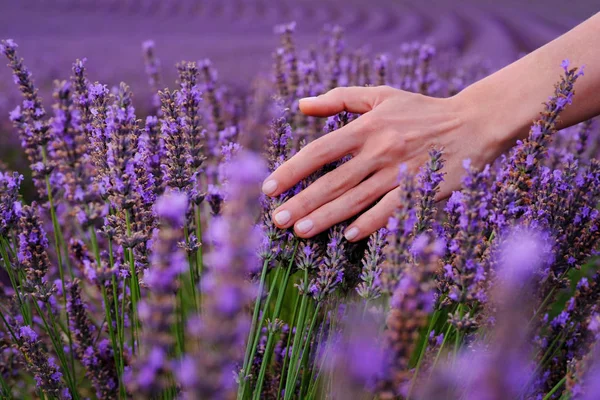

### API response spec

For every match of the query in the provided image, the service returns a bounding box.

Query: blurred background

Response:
[0,0,597,160]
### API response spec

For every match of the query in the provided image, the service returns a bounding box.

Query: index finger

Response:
[261,119,365,197]
[298,86,390,117]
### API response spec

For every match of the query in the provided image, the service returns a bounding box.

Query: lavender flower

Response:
[380,164,417,294]
[0,170,23,236]
[442,161,492,309]
[160,89,193,191]
[67,279,118,399]
[356,228,388,301]
[142,40,163,114]
[1,39,53,198]
[177,61,206,174]
[49,80,89,203]
[493,61,583,229]
[378,234,443,399]
[15,324,69,399]
[17,204,55,302]
[141,115,164,196]
[309,226,347,302]
[415,148,445,234]
[182,151,265,399]
[129,191,187,394]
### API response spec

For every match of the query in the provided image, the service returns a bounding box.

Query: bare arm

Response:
[262,12,600,242]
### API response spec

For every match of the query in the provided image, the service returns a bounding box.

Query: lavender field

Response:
[1,1,600,399]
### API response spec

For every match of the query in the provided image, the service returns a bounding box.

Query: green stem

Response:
[194,205,203,304]
[408,310,441,399]
[289,302,321,400]
[183,224,198,313]
[277,288,301,400]
[284,269,311,400]
[41,148,77,379]
[430,322,454,375]
[0,236,31,324]
[252,328,279,400]
[101,285,125,396]
[238,258,271,398]
[30,301,78,399]
[248,242,299,398]
[543,376,566,400]
[0,372,12,400]
[124,210,140,354]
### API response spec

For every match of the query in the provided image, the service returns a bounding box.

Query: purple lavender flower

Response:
[177,61,206,173]
[141,115,165,196]
[442,161,492,308]
[309,226,347,302]
[378,234,443,398]
[17,204,55,302]
[1,39,53,198]
[356,228,388,301]
[160,89,193,191]
[142,40,163,114]
[415,148,445,234]
[421,229,546,400]
[493,61,583,229]
[67,279,119,399]
[15,324,69,398]
[381,164,417,294]
[49,79,90,204]
[129,191,187,394]
[0,170,23,236]
[182,151,265,399]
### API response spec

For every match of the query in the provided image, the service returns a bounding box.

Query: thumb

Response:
[298,86,391,117]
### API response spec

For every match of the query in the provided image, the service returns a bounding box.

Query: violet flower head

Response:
[16,324,69,399]
[199,58,225,134]
[130,191,187,394]
[309,226,347,302]
[442,161,492,307]
[2,39,53,197]
[67,279,119,399]
[378,234,442,399]
[160,89,193,191]
[381,163,417,295]
[356,228,388,301]
[183,151,265,399]
[0,170,23,236]
[17,204,55,302]
[265,114,293,172]
[140,114,164,196]
[50,79,89,203]
[177,61,206,172]
[415,147,445,234]
[493,61,583,228]
[275,21,300,93]
[142,39,163,113]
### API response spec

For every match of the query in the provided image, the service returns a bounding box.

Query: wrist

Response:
[452,78,534,158]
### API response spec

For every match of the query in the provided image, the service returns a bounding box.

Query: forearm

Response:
[458,12,600,151]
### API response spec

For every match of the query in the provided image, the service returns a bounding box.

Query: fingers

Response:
[270,157,375,229]
[299,86,393,117]
[262,119,365,197]
[342,187,401,242]
[289,169,397,239]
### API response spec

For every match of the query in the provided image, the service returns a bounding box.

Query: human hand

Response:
[261,86,511,242]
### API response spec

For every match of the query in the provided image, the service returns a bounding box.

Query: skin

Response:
[262,12,600,242]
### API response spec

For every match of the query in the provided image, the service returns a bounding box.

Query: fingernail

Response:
[299,96,318,103]
[344,227,360,241]
[274,210,291,225]
[295,219,314,234]
[262,180,278,195]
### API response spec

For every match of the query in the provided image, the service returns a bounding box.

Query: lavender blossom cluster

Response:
[0,23,599,400]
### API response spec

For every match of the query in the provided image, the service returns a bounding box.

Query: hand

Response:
[261,86,509,242]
